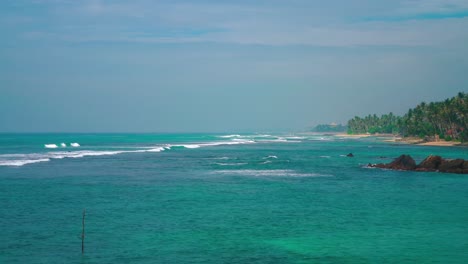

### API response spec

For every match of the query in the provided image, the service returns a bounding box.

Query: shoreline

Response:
[417,141,463,147]
[393,137,464,147]
[331,133,465,147]
[334,133,371,138]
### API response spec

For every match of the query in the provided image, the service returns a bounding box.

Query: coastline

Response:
[417,141,462,147]
[387,137,465,147]
[334,133,372,138]
[332,133,465,147]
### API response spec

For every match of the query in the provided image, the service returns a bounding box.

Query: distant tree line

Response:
[312,124,347,132]
[347,92,468,142]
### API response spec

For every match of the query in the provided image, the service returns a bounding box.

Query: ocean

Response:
[1,133,467,263]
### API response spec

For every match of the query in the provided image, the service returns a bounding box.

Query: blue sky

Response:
[1,0,468,132]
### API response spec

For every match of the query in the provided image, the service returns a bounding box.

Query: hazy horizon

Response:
[1,0,467,133]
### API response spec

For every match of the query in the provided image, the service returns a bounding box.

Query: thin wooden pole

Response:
[82,209,86,254]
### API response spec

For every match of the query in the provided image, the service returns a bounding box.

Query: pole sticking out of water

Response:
[82,209,86,254]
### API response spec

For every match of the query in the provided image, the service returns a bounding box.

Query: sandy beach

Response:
[417,141,462,147]
[334,133,372,138]
[333,133,465,147]
[390,137,464,147]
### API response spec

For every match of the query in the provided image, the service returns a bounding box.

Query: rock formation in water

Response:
[369,154,468,174]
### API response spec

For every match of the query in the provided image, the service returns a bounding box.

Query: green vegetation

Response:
[347,92,468,142]
[312,123,347,132]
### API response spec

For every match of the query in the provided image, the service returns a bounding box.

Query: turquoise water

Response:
[1,133,468,263]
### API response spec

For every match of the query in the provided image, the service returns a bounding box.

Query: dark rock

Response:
[463,161,468,170]
[373,163,387,169]
[386,155,417,170]
[439,159,465,173]
[369,155,467,174]
[346,153,354,157]
[416,155,442,171]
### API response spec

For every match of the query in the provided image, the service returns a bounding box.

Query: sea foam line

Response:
[0,147,166,167]
[0,139,256,167]
[214,169,332,177]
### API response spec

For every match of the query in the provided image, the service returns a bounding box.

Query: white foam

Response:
[214,156,230,160]
[205,140,254,146]
[320,155,331,158]
[0,158,50,166]
[214,169,331,177]
[181,144,201,149]
[219,134,242,138]
[173,140,254,149]
[1,138,258,167]
[263,155,278,159]
[60,143,67,147]
[0,146,169,167]
[256,138,292,143]
[147,147,165,152]
[253,134,272,138]
[285,136,305,140]
[215,162,247,166]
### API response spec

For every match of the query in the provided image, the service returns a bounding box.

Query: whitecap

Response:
[218,134,242,138]
[285,136,305,140]
[214,169,331,177]
[181,144,201,149]
[60,143,67,147]
[255,138,295,143]
[215,162,248,166]
[253,134,272,138]
[214,156,230,160]
[0,147,169,167]
[263,155,278,159]
[2,139,257,167]
[232,138,249,142]
[320,155,331,158]
[173,140,255,149]
[0,158,50,166]
[147,147,165,152]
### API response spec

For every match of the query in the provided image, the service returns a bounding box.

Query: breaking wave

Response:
[0,148,165,167]
[2,134,310,167]
[0,158,51,167]
[218,134,242,138]
[45,143,81,148]
[0,138,256,167]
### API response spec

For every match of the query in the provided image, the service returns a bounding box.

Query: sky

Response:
[1,0,468,132]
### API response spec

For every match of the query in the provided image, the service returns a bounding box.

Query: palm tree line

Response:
[347,92,468,142]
